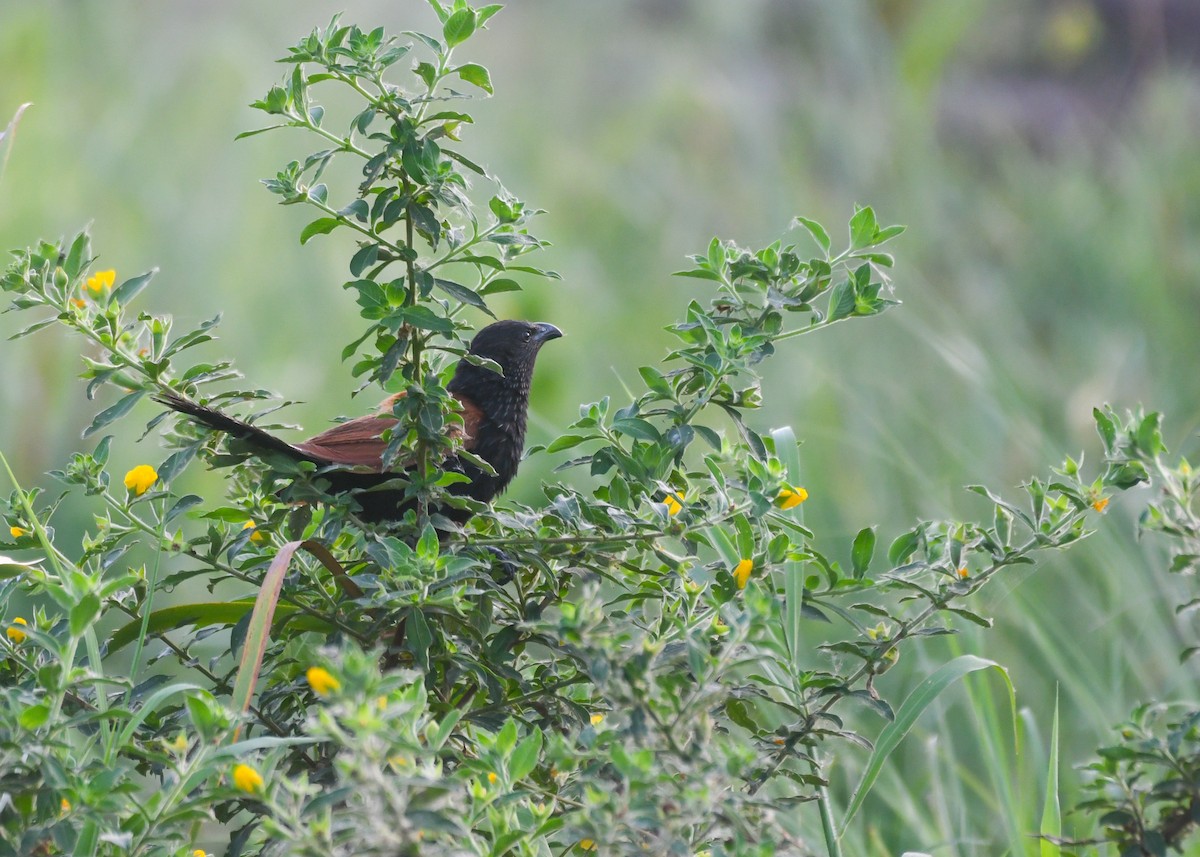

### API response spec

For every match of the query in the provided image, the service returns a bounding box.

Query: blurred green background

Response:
[3,0,1200,852]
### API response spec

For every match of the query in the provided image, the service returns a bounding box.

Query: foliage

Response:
[1065,409,1200,856]
[0,2,1173,855]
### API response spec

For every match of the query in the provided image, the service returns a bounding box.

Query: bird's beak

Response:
[533,322,563,343]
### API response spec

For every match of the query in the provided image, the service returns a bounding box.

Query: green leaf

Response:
[349,243,380,277]
[405,609,433,672]
[480,277,521,295]
[840,656,1014,834]
[425,0,449,24]
[547,434,590,453]
[887,531,920,566]
[18,702,50,730]
[433,278,494,317]
[84,391,144,437]
[1093,406,1116,452]
[299,217,340,245]
[393,305,454,333]
[612,417,661,443]
[164,494,203,524]
[497,718,518,754]
[638,366,672,397]
[64,230,92,279]
[110,269,157,307]
[509,729,542,781]
[1040,689,1062,857]
[339,199,369,222]
[792,216,831,254]
[851,527,876,578]
[443,8,477,47]
[454,63,493,94]
[0,555,43,579]
[476,4,504,27]
[826,279,855,322]
[69,592,101,637]
[849,205,878,249]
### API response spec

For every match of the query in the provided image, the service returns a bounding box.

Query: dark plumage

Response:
[157,320,561,523]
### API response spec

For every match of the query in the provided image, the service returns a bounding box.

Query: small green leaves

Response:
[455,63,493,94]
[299,217,340,244]
[443,8,477,47]
[792,215,831,254]
[110,269,156,307]
[84,391,144,438]
[851,527,876,578]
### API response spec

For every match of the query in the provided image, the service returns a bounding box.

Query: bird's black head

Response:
[459,320,562,387]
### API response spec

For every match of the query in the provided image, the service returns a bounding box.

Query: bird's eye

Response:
[521,329,533,342]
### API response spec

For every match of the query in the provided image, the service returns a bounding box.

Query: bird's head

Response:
[461,320,562,384]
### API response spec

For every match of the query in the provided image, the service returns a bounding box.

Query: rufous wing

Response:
[293,391,482,470]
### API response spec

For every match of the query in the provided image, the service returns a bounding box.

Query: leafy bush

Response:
[0,3,1168,855]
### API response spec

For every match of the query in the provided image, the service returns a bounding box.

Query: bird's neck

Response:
[448,365,529,495]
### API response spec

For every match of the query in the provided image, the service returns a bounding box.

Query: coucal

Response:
[157,319,562,523]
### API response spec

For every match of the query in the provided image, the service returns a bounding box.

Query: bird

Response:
[156,319,562,524]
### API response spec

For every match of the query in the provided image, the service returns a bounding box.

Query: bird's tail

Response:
[155,392,309,462]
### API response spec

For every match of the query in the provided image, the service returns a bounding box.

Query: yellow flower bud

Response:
[242,520,264,542]
[733,558,753,589]
[590,713,604,726]
[8,526,26,539]
[231,763,263,793]
[777,487,808,509]
[7,617,28,644]
[662,490,684,516]
[1092,497,1109,513]
[123,464,158,496]
[305,666,341,697]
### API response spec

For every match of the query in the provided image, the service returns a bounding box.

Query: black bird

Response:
[157,320,562,523]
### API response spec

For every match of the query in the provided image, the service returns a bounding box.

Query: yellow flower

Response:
[60,798,70,812]
[956,566,969,579]
[9,526,26,539]
[123,464,158,496]
[242,520,264,543]
[84,269,116,295]
[71,297,88,309]
[579,840,597,852]
[487,771,498,784]
[590,713,604,726]
[7,617,28,644]
[777,487,809,509]
[305,666,340,697]
[231,763,263,793]
[662,490,685,516]
[193,851,208,857]
[733,558,753,589]
[1092,497,1109,513]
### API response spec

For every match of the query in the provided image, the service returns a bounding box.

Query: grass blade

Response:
[840,654,1014,835]
[1040,687,1061,857]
